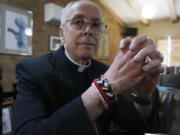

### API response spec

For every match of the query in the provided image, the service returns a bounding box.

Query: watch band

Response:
[132,92,155,105]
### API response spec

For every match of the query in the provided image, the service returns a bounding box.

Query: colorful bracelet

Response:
[92,83,109,109]
[93,75,117,107]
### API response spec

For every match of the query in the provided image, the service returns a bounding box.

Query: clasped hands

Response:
[104,35,164,99]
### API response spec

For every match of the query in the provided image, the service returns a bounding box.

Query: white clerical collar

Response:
[65,49,91,72]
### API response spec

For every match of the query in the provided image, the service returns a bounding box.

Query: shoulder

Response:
[17,53,52,68]
[15,53,54,82]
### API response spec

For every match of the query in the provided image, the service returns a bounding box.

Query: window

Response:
[157,36,180,66]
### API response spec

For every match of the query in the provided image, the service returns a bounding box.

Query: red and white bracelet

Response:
[92,75,117,109]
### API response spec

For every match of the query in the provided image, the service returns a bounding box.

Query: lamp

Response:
[141,4,156,19]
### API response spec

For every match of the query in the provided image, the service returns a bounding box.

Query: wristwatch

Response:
[131,92,155,105]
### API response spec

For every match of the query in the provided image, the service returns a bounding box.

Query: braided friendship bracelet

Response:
[92,83,109,109]
[93,75,117,107]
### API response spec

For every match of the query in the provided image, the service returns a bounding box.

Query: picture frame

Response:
[0,4,33,55]
[2,104,12,135]
[97,33,109,59]
[50,36,61,51]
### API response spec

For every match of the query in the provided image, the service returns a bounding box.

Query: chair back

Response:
[159,75,180,89]
[159,90,176,133]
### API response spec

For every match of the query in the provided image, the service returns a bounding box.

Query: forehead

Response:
[67,2,101,20]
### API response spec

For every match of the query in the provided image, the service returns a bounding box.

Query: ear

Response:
[59,26,65,45]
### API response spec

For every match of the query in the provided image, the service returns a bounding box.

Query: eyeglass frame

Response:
[62,17,108,34]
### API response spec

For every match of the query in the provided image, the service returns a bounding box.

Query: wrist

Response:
[103,74,119,94]
[81,86,105,121]
[91,75,118,110]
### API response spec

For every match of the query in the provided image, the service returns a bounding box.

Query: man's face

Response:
[60,2,102,60]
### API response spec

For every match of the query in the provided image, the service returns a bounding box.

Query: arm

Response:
[120,36,163,132]
[133,76,160,120]
[132,88,161,133]
[103,35,163,134]
[82,35,163,124]
[7,28,17,35]
[107,90,160,135]
[12,62,97,135]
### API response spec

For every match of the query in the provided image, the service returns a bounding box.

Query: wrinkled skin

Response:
[104,35,164,99]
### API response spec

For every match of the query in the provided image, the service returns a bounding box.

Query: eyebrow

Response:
[70,13,102,21]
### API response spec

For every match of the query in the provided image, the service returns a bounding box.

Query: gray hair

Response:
[60,2,77,26]
[60,1,101,26]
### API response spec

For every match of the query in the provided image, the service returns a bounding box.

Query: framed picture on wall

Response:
[49,36,61,51]
[97,33,109,59]
[0,4,33,55]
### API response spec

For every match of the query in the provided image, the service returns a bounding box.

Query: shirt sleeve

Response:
[101,90,160,135]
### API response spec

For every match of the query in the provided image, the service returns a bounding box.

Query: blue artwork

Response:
[7,17,27,49]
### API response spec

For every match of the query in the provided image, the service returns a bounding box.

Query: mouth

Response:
[79,42,96,46]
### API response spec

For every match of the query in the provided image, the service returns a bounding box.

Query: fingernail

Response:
[120,40,126,49]
[120,38,130,49]
[129,35,147,50]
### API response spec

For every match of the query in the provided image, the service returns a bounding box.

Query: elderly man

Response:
[12,1,163,135]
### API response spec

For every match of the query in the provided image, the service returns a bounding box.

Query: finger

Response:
[159,64,164,73]
[119,37,131,49]
[120,38,131,54]
[110,51,124,70]
[144,38,154,48]
[143,59,161,72]
[129,35,147,51]
[134,46,156,63]
[148,50,164,62]
[146,64,164,76]
[144,38,164,62]
[111,50,137,71]
[152,65,164,74]
[118,50,136,66]
[110,50,131,71]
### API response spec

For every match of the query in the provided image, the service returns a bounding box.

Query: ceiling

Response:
[102,0,180,25]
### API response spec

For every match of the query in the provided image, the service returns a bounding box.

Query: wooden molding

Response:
[167,0,178,22]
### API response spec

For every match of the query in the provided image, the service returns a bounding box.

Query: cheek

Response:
[66,32,81,45]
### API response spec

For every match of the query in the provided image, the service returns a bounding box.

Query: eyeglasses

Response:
[63,17,107,34]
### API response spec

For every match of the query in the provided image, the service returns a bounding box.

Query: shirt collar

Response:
[64,49,91,72]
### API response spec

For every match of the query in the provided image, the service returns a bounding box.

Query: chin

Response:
[80,52,94,59]
[81,49,96,57]
[82,54,93,59]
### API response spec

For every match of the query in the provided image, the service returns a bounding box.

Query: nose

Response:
[82,23,93,36]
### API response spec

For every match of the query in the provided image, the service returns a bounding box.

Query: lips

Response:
[79,42,95,46]
[78,37,96,47]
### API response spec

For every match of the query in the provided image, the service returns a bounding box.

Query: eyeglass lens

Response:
[69,17,106,33]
